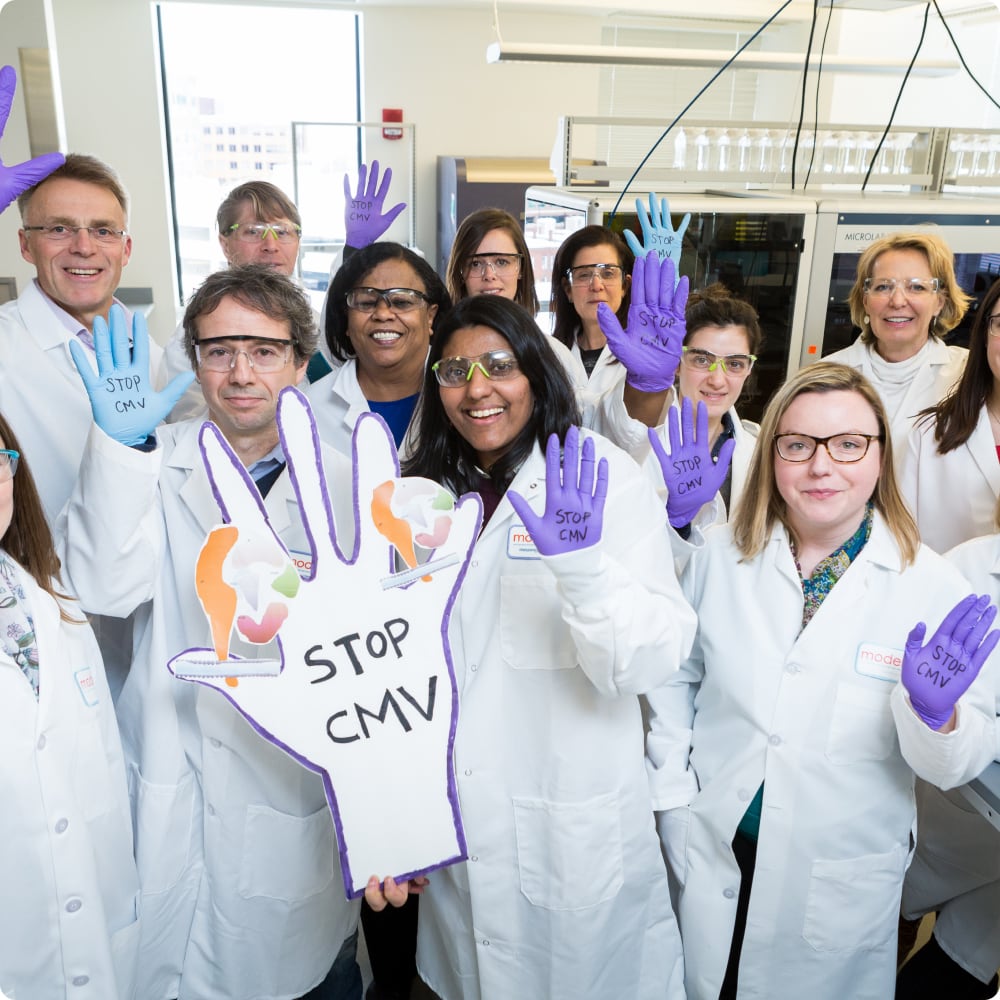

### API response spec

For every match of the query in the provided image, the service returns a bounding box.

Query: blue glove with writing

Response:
[0,66,64,213]
[597,251,688,393]
[902,594,1000,731]
[344,160,406,249]
[508,426,608,557]
[649,397,735,529]
[623,192,690,279]
[69,305,195,446]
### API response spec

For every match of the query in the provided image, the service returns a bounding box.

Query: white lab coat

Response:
[0,279,163,697]
[0,569,139,1000]
[646,514,998,1000]
[899,408,1000,554]
[823,336,966,451]
[900,532,1000,983]
[416,431,697,1000]
[57,420,360,1000]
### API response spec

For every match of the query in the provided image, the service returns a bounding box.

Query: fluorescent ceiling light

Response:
[486,41,959,75]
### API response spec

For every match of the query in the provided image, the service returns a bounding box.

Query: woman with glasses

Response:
[307,242,451,457]
[899,277,1000,553]
[445,208,539,314]
[402,294,694,1000]
[0,412,140,999]
[824,232,970,450]
[646,361,999,1000]
[893,278,1000,1000]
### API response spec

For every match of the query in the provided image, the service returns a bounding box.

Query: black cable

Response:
[608,0,795,224]
[790,0,820,190]
[861,3,930,190]
[932,0,1000,113]
[803,1,835,188]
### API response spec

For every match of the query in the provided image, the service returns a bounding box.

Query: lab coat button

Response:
[36,734,46,750]
[55,818,69,834]
[471,561,479,569]
[482,939,490,946]
[723,888,736,900]
[737,787,751,801]
[65,898,82,913]
[464,769,472,776]
[210,738,222,749]
[208,805,216,817]
[470,663,478,672]
[769,735,781,747]
[471,855,478,862]
[786,663,799,674]
[72,976,90,987]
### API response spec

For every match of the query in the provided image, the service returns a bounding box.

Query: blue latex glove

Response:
[597,251,688,393]
[69,305,195,446]
[902,594,1000,730]
[649,397,735,529]
[508,426,608,557]
[623,192,690,280]
[343,159,406,249]
[0,66,64,214]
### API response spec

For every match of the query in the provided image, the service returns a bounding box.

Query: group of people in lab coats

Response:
[2,75,1000,1000]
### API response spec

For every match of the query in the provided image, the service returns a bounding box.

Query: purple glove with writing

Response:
[597,251,688,393]
[508,426,608,557]
[0,66,64,214]
[344,159,406,249]
[649,397,735,529]
[624,192,690,275]
[902,594,1000,730]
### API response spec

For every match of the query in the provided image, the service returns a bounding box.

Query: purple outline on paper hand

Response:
[168,386,480,899]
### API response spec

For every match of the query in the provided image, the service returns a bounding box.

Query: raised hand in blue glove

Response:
[902,594,1000,731]
[597,251,688,393]
[649,397,735,529]
[0,66,64,214]
[508,426,608,557]
[344,159,406,249]
[69,305,195,446]
[623,192,690,280]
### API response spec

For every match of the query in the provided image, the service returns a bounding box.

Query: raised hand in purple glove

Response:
[508,426,608,557]
[0,66,64,214]
[343,159,406,249]
[624,192,690,277]
[649,396,735,529]
[902,594,1000,731]
[597,251,689,393]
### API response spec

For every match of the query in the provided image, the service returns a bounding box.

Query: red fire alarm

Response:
[382,108,403,140]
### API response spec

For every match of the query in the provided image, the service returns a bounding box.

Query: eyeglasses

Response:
[681,347,757,376]
[22,224,127,245]
[432,351,521,387]
[0,450,19,481]
[774,432,881,464]
[986,314,1000,338]
[863,277,940,298]
[226,222,301,244]
[195,337,294,373]
[346,287,429,314]
[464,253,521,278]
[565,263,623,286]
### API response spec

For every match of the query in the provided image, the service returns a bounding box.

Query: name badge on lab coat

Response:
[74,665,100,707]
[855,643,903,683]
[507,524,540,559]
[288,548,313,577]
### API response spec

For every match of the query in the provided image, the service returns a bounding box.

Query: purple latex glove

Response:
[0,66,64,214]
[508,426,608,557]
[649,397,735,529]
[902,594,1000,730]
[343,159,406,249]
[597,251,689,393]
[623,192,690,276]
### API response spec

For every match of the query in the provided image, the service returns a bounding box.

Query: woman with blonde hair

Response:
[825,231,971,448]
[646,361,999,1000]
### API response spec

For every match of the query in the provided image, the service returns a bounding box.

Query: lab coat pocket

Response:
[110,900,141,1000]
[500,575,576,670]
[130,766,196,894]
[513,791,624,910]
[802,845,906,952]
[238,802,335,901]
[825,683,896,764]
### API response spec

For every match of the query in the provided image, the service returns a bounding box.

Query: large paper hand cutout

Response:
[169,389,482,897]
